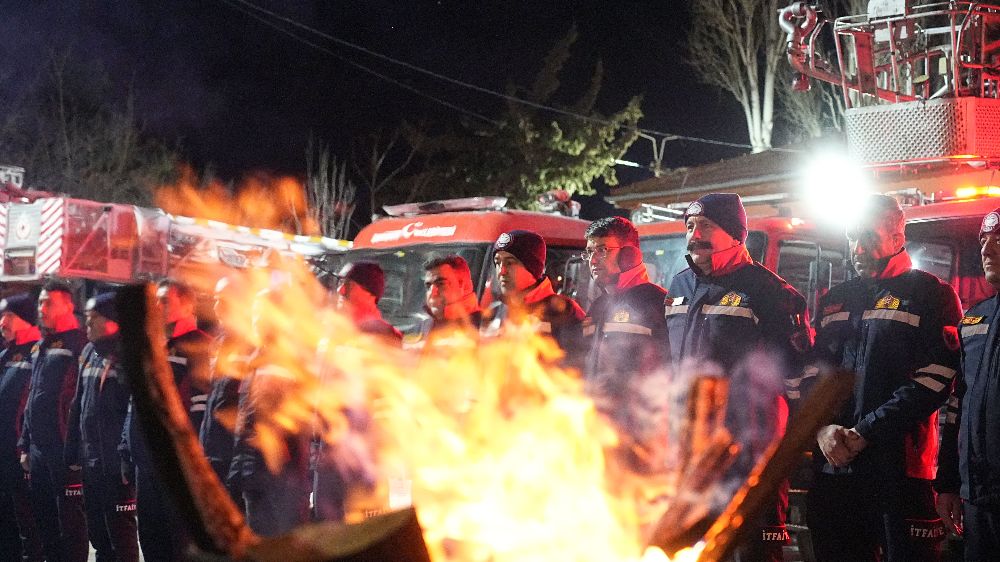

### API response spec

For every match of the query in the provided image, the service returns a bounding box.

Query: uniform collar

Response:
[686,243,752,277]
[873,249,912,280]
[608,263,651,294]
[519,277,556,305]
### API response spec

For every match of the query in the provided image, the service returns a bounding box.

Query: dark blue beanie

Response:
[86,291,118,323]
[683,193,748,243]
[0,293,37,325]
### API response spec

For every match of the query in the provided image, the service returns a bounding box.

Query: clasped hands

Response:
[816,424,867,467]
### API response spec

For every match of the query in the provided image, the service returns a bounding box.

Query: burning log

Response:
[645,376,738,555]
[646,367,854,560]
[117,284,432,561]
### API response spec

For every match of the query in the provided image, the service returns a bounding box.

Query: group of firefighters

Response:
[0,191,998,561]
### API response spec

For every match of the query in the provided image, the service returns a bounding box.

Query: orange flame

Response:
[159,184,739,561]
[157,165,317,234]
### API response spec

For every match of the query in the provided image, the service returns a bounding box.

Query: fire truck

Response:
[347,196,591,334]
[779,0,1000,303]
[0,185,350,293]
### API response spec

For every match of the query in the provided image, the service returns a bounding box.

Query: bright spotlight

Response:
[799,151,873,225]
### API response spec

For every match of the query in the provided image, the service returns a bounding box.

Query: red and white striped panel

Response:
[37,198,64,275]
[0,203,7,248]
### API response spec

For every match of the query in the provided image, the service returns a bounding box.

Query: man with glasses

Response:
[581,216,668,471]
[663,193,810,561]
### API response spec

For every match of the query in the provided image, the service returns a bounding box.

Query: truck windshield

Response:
[641,231,766,288]
[345,244,487,334]
[906,217,995,310]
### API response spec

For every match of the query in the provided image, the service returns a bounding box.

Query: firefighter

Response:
[935,207,1000,560]
[334,261,402,343]
[199,277,252,505]
[480,230,586,361]
[228,288,311,537]
[406,254,482,348]
[18,280,89,562]
[0,294,43,561]
[121,279,210,561]
[65,291,138,561]
[803,194,961,562]
[312,262,399,522]
[580,216,668,470]
[664,193,810,560]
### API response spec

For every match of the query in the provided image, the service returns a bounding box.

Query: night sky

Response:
[2,1,750,190]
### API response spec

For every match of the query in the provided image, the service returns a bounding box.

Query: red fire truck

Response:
[348,196,591,334]
[0,186,350,292]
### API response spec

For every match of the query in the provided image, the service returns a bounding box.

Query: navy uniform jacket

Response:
[199,334,252,472]
[121,326,211,467]
[583,264,668,443]
[936,294,1000,504]
[481,276,586,364]
[229,352,311,490]
[665,256,809,506]
[805,251,962,480]
[0,339,37,485]
[18,328,87,458]
[65,335,128,472]
[665,258,810,380]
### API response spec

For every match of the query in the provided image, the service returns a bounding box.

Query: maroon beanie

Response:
[336,261,386,302]
[493,230,546,280]
[683,193,748,243]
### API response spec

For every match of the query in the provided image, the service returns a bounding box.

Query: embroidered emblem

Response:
[496,232,512,248]
[822,303,843,316]
[984,212,1000,233]
[612,310,630,323]
[943,326,960,352]
[686,201,704,216]
[875,294,901,310]
[961,315,985,325]
[719,291,743,307]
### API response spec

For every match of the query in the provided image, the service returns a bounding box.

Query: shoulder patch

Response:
[961,315,985,325]
[719,291,744,307]
[875,294,901,310]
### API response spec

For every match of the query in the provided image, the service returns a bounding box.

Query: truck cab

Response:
[347,196,591,334]
[904,196,999,310]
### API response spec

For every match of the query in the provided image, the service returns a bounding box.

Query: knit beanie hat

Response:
[982,208,1000,237]
[492,230,546,280]
[683,193,748,243]
[0,293,37,325]
[337,261,386,302]
[86,291,119,323]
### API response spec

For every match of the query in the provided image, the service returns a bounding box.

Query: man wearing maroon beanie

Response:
[481,230,585,359]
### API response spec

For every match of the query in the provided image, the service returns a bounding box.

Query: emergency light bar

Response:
[382,196,508,217]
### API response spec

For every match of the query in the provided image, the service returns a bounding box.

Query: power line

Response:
[221,0,786,152]
[217,0,499,125]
